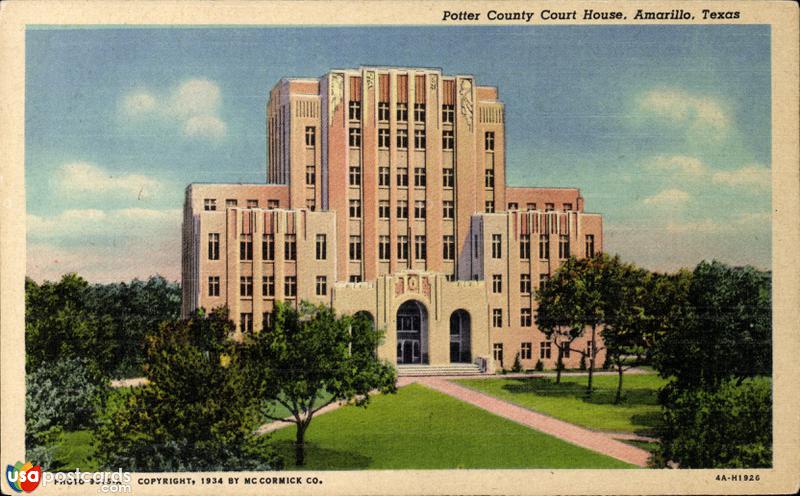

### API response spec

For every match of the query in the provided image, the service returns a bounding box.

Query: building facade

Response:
[182,66,605,373]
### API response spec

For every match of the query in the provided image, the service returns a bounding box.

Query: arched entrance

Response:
[396,300,428,364]
[450,310,471,363]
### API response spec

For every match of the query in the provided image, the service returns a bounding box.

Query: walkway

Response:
[415,377,651,467]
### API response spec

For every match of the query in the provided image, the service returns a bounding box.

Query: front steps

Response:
[397,363,483,377]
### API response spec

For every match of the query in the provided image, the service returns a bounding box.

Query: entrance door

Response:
[396,300,428,365]
[449,310,472,363]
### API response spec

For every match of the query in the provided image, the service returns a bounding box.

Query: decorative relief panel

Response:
[329,73,344,125]
[459,78,474,131]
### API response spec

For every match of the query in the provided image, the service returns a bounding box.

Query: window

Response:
[493,343,504,365]
[306,166,316,185]
[267,199,280,209]
[540,341,552,359]
[442,104,454,123]
[521,342,532,360]
[208,233,220,260]
[348,100,361,121]
[508,202,518,210]
[521,308,532,327]
[263,311,272,330]
[349,127,361,147]
[539,273,550,290]
[262,276,275,297]
[442,130,454,150]
[396,103,408,122]
[379,236,391,260]
[527,203,536,211]
[520,234,530,259]
[492,274,502,293]
[305,126,316,146]
[349,199,361,218]
[379,200,390,219]
[396,129,408,149]
[284,276,296,297]
[491,234,502,258]
[240,234,253,261]
[316,234,327,260]
[262,234,274,261]
[396,167,408,187]
[378,167,390,187]
[396,200,408,219]
[485,168,495,188]
[414,235,426,260]
[414,129,426,149]
[397,235,409,260]
[563,203,572,211]
[545,203,555,212]
[414,167,426,187]
[349,166,361,186]
[563,345,571,359]
[559,235,570,259]
[485,201,494,213]
[539,234,550,260]
[442,168,455,188]
[492,308,503,328]
[485,131,495,151]
[414,103,425,123]
[442,201,455,219]
[473,234,480,254]
[378,128,390,148]
[284,234,296,261]
[349,275,362,283]
[226,199,238,207]
[306,199,316,211]
[585,234,595,257]
[204,198,217,211]
[240,313,253,334]
[520,274,531,294]
[316,276,327,296]
[414,200,426,219]
[208,276,220,297]
[378,102,389,122]
[443,235,455,260]
[240,276,253,297]
[349,235,362,261]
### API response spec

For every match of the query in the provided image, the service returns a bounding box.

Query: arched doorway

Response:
[396,300,428,365]
[450,310,471,363]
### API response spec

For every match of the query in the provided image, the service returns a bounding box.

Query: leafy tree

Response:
[243,301,396,466]
[655,378,771,468]
[95,308,277,471]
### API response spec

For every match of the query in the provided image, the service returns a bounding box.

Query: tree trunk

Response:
[294,422,308,466]
[615,362,624,404]
[587,325,596,396]
[556,346,564,384]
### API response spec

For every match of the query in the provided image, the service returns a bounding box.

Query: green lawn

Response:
[268,383,634,469]
[456,373,667,435]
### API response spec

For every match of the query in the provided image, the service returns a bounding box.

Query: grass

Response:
[268,383,634,469]
[455,373,667,435]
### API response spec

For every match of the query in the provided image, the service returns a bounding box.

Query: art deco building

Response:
[182,66,604,374]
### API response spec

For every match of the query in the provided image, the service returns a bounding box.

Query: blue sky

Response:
[26,26,771,282]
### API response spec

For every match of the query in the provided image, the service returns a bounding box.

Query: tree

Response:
[95,308,277,471]
[243,302,396,466]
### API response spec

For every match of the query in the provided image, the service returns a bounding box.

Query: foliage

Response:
[579,354,586,370]
[511,353,523,373]
[243,301,396,466]
[95,308,278,471]
[655,378,772,468]
[534,359,544,372]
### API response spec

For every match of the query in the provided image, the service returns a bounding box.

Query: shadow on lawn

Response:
[272,440,372,470]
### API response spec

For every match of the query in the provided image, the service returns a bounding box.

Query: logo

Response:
[5,461,41,493]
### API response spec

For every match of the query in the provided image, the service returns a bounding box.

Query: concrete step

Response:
[397,363,483,377]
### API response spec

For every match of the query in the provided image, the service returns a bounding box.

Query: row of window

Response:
[351,103,456,125]
[486,233,595,260]
[491,273,550,295]
[208,233,327,261]
[507,202,573,212]
[348,128,495,152]
[493,341,595,363]
[210,275,329,298]
[203,198,280,211]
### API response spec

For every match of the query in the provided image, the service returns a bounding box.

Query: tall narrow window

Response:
[492,274,502,293]
[396,200,408,219]
[539,234,550,260]
[378,167,390,187]
[414,129,426,149]
[396,168,408,187]
[520,308,532,327]
[306,199,315,211]
[240,313,253,333]
[396,129,408,149]
[204,198,217,211]
[349,166,361,186]
[208,276,220,297]
[305,126,315,146]
[379,236,390,260]
[316,234,327,260]
[262,276,275,297]
[348,100,361,121]
[240,276,253,297]
[485,169,495,188]
[414,103,426,123]
[443,235,455,260]
[539,273,550,291]
[442,130,454,150]
[585,234,595,257]
[396,103,408,122]
[306,166,316,185]
[414,200,426,219]
[540,341,552,359]
[520,234,530,259]
[378,128,390,148]
[485,201,495,213]
[316,276,327,296]
[397,236,409,260]
[443,200,454,219]
[442,104,454,123]
[349,199,361,218]
[284,234,296,261]
[349,236,362,261]
[492,309,503,328]
[378,102,389,122]
[414,167,426,187]
[442,167,454,188]
[414,235,427,260]
[559,235,570,259]
[521,342,532,360]
[520,274,531,294]
[262,234,274,261]
[485,131,495,151]
[493,343,504,365]
[284,276,296,297]
[208,233,220,260]
[379,200,390,219]
[491,234,502,258]
[348,127,361,147]
[240,234,253,261]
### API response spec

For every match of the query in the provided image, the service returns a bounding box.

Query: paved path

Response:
[416,377,652,467]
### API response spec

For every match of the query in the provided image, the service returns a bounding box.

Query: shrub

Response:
[534,359,544,372]
[511,353,523,373]
[579,354,587,370]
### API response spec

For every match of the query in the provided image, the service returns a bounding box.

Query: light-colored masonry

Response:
[181,66,605,373]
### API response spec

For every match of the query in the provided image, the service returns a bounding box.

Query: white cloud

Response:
[646,155,709,177]
[55,162,162,200]
[28,207,181,240]
[119,78,226,140]
[665,219,723,234]
[643,188,690,206]
[711,164,771,191]
[638,88,729,136]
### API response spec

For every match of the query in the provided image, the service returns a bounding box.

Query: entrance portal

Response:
[396,300,428,364]
[449,310,472,363]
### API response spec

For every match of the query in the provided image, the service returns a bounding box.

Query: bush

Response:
[579,354,587,370]
[655,378,772,468]
[534,359,544,372]
[511,353,523,373]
